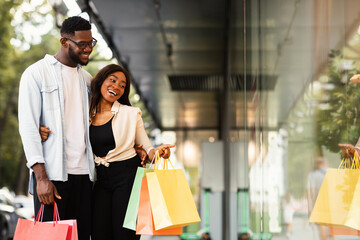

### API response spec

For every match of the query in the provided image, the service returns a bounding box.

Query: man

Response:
[18,16,97,240]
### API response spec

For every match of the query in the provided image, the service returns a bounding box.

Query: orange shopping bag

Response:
[136,176,182,235]
[14,203,74,240]
[330,226,360,235]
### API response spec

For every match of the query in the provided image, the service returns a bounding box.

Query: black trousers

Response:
[91,155,141,240]
[33,173,92,240]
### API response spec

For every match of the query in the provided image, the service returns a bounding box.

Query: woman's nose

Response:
[112,84,120,90]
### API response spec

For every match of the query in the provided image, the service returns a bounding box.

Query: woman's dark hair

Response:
[61,16,91,36]
[90,64,131,117]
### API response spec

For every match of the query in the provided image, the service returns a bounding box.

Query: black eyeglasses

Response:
[64,37,97,50]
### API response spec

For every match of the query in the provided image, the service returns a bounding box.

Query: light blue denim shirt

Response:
[18,54,95,194]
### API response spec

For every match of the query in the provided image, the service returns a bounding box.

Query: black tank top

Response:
[89,116,115,157]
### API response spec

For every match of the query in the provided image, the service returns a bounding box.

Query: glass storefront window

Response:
[242,1,360,239]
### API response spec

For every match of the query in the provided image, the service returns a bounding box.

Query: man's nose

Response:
[83,44,93,52]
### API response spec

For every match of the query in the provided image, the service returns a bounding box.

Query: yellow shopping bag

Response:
[146,154,201,230]
[309,152,360,230]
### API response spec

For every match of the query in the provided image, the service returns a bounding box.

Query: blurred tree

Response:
[316,49,360,153]
[0,0,64,193]
[0,0,21,191]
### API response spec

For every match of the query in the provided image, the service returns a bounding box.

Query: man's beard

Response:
[68,45,89,66]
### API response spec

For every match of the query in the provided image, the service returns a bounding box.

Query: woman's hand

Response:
[350,74,360,83]
[156,144,176,159]
[134,144,149,167]
[40,125,52,142]
[148,144,176,161]
[338,143,358,158]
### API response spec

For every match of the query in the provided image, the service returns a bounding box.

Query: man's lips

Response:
[80,53,90,60]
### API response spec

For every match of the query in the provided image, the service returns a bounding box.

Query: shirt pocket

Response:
[41,84,60,111]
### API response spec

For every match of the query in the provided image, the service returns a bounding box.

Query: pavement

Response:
[272,216,360,240]
[139,215,360,240]
[141,236,181,240]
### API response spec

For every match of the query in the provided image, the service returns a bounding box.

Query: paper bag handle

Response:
[339,151,360,169]
[35,202,60,225]
[154,151,174,170]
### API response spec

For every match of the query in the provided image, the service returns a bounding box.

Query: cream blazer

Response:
[93,101,154,166]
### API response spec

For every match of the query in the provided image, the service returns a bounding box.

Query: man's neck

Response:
[54,52,77,68]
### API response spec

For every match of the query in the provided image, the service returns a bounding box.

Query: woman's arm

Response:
[134,110,175,163]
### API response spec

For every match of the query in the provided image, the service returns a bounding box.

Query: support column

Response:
[221,0,233,239]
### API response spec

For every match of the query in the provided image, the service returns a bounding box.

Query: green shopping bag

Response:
[123,166,153,230]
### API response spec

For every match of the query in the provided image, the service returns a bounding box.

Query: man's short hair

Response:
[60,16,91,36]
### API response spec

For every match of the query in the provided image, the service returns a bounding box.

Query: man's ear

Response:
[60,37,68,48]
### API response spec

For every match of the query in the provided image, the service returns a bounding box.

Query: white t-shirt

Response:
[61,63,88,174]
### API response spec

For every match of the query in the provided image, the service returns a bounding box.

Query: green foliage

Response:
[0,0,155,193]
[0,0,60,192]
[316,49,360,152]
[0,0,21,191]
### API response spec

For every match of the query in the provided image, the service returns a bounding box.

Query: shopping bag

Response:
[146,155,201,230]
[309,153,360,230]
[14,203,72,240]
[330,226,360,235]
[48,203,78,240]
[123,167,145,230]
[123,166,154,230]
[14,219,70,240]
[52,220,78,240]
[136,177,182,235]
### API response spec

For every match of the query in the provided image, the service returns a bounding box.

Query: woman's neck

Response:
[98,99,113,113]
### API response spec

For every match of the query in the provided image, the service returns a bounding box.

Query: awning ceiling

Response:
[73,0,360,133]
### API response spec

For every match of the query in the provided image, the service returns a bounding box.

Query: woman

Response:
[89,64,174,239]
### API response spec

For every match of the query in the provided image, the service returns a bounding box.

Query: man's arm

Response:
[18,69,60,204]
[18,69,45,167]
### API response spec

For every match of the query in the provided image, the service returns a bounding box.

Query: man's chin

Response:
[80,60,89,66]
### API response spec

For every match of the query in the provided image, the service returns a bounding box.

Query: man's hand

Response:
[39,126,52,142]
[32,163,61,205]
[36,178,61,205]
[135,144,148,167]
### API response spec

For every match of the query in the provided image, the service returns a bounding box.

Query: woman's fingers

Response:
[157,145,175,158]
[350,74,360,83]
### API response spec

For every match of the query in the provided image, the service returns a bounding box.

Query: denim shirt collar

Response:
[45,54,82,70]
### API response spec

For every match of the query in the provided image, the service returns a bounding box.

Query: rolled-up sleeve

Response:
[18,68,45,168]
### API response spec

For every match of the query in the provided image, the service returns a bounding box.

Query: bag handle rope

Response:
[339,151,360,170]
